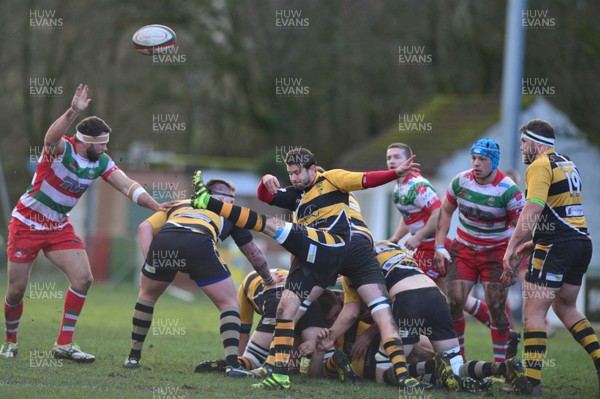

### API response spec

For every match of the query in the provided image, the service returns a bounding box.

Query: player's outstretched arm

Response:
[237,241,273,284]
[357,155,421,191]
[44,84,91,157]
[106,169,167,212]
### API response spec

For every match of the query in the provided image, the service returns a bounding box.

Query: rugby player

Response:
[434,138,524,362]
[123,179,275,377]
[386,143,520,356]
[189,147,429,390]
[502,119,600,395]
[195,268,288,372]
[1,84,169,362]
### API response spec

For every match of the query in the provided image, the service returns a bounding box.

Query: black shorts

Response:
[255,287,283,334]
[392,287,456,345]
[287,257,340,301]
[141,230,230,287]
[525,238,592,288]
[281,225,347,283]
[338,233,386,289]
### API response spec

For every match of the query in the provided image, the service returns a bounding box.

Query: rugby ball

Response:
[132,24,176,55]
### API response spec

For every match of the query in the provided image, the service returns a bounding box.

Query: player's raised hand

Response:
[261,174,281,194]
[394,155,420,178]
[71,84,91,113]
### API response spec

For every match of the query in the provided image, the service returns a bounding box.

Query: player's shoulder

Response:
[527,153,552,175]
[450,169,472,186]
[321,169,347,180]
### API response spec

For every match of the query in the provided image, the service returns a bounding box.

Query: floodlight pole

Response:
[500,0,527,172]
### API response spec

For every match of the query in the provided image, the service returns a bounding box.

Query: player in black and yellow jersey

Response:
[502,119,599,395]
[123,179,276,377]
[238,269,287,370]
[195,268,288,373]
[190,147,427,390]
[315,241,524,392]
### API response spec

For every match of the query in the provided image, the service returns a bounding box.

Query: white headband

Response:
[521,130,554,146]
[75,131,110,144]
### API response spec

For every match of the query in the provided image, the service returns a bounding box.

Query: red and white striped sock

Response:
[56,287,87,345]
[454,316,466,358]
[465,298,490,328]
[4,298,24,343]
[491,323,510,362]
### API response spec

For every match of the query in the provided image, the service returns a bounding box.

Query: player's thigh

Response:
[45,249,92,282]
[482,282,509,312]
[356,283,388,305]
[139,273,171,302]
[201,276,239,310]
[446,279,474,312]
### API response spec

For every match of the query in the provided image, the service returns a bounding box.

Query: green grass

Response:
[0,282,597,399]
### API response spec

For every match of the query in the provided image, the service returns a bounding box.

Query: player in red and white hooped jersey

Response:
[434,138,525,363]
[386,143,450,293]
[387,143,509,352]
[0,84,169,362]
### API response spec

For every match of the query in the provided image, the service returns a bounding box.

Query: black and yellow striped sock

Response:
[383,337,408,379]
[524,328,546,387]
[206,197,266,232]
[238,356,252,370]
[264,345,276,369]
[220,307,241,368]
[570,318,600,371]
[272,319,295,375]
[459,360,494,378]
[407,360,435,377]
[129,298,155,360]
[324,356,338,378]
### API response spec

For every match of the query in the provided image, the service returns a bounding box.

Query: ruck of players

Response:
[2,86,598,397]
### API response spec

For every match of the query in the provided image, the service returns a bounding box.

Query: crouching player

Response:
[374,240,529,392]
[124,179,276,376]
[195,268,288,372]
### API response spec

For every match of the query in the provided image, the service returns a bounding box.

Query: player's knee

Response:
[6,284,27,304]
[448,296,465,315]
[551,297,573,319]
[73,274,93,292]
[276,293,299,318]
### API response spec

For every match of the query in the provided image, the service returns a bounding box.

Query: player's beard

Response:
[86,147,101,162]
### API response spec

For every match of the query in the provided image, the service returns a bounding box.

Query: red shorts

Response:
[7,218,85,263]
[413,239,451,281]
[447,240,506,283]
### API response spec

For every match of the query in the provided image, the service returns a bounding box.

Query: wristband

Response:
[263,276,274,285]
[127,182,147,204]
[435,245,445,250]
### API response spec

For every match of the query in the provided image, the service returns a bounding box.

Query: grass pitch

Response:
[0,281,597,399]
